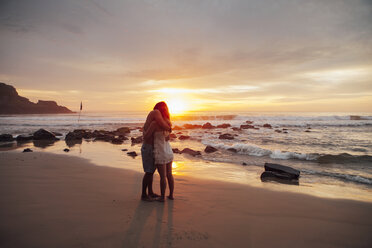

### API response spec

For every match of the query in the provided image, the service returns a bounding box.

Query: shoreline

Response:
[1,137,372,203]
[1,151,371,247]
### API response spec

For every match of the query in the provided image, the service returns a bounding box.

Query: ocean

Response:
[1,111,372,201]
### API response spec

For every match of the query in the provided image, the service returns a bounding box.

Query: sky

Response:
[0,0,371,113]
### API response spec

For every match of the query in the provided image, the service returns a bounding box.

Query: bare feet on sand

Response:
[141,195,154,202]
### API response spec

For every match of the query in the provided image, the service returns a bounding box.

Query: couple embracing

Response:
[141,101,174,202]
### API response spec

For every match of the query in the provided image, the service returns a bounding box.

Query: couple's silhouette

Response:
[141,102,174,202]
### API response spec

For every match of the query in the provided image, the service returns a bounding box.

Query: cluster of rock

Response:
[260,163,300,185]
[0,126,137,148]
[0,82,73,114]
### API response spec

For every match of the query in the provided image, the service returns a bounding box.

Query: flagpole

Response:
[78,101,82,123]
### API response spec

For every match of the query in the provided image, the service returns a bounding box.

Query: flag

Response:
[80,101,82,111]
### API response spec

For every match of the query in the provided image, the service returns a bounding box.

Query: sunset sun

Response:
[167,98,188,115]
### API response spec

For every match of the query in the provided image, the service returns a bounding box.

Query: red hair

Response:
[153,101,170,120]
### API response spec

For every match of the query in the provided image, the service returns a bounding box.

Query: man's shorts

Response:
[141,143,156,173]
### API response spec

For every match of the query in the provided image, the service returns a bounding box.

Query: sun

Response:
[167,98,188,115]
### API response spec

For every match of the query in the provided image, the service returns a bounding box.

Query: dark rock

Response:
[16,135,33,142]
[0,82,74,114]
[264,163,300,179]
[283,131,288,134]
[65,131,83,141]
[169,133,177,139]
[263,123,272,128]
[202,122,215,129]
[242,162,247,165]
[181,148,201,157]
[260,171,299,185]
[33,129,58,140]
[172,148,181,154]
[275,130,282,133]
[0,134,14,142]
[65,138,82,147]
[111,138,124,144]
[176,132,183,134]
[94,132,114,142]
[121,148,128,151]
[179,135,190,140]
[219,133,234,140]
[227,148,237,153]
[204,145,217,153]
[282,128,288,131]
[183,124,202,129]
[245,121,254,124]
[131,136,143,144]
[23,148,33,152]
[172,125,182,130]
[127,151,138,157]
[305,130,311,132]
[33,139,57,148]
[307,127,311,129]
[116,127,131,134]
[118,135,128,141]
[216,123,231,128]
[63,148,70,152]
[240,124,255,129]
[232,127,241,131]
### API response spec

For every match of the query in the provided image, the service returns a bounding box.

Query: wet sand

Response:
[0,151,371,248]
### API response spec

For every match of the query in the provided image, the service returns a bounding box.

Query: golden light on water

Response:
[171,161,185,175]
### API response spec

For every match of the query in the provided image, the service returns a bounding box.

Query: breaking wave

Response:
[201,141,319,161]
[302,169,372,185]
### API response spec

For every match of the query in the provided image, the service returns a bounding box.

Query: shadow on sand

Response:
[122,200,174,248]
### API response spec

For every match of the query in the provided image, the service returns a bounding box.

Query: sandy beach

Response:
[0,151,371,248]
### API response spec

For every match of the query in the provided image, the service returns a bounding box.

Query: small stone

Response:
[127,151,138,157]
[23,148,33,153]
[242,162,247,165]
[121,148,128,151]
[63,148,70,152]
[172,148,181,154]
[263,123,272,128]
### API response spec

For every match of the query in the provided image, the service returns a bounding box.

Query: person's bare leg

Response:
[166,162,174,200]
[156,164,166,202]
[141,173,153,201]
[147,172,160,198]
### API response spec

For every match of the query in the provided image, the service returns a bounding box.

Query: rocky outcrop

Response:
[260,163,300,185]
[219,133,234,140]
[204,145,217,153]
[181,148,201,156]
[216,123,231,128]
[240,124,255,129]
[202,122,215,129]
[33,129,58,140]
[0,82,74,114]
[0,134,14,142]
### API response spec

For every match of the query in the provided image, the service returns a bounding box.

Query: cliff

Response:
[0,82,74,114]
